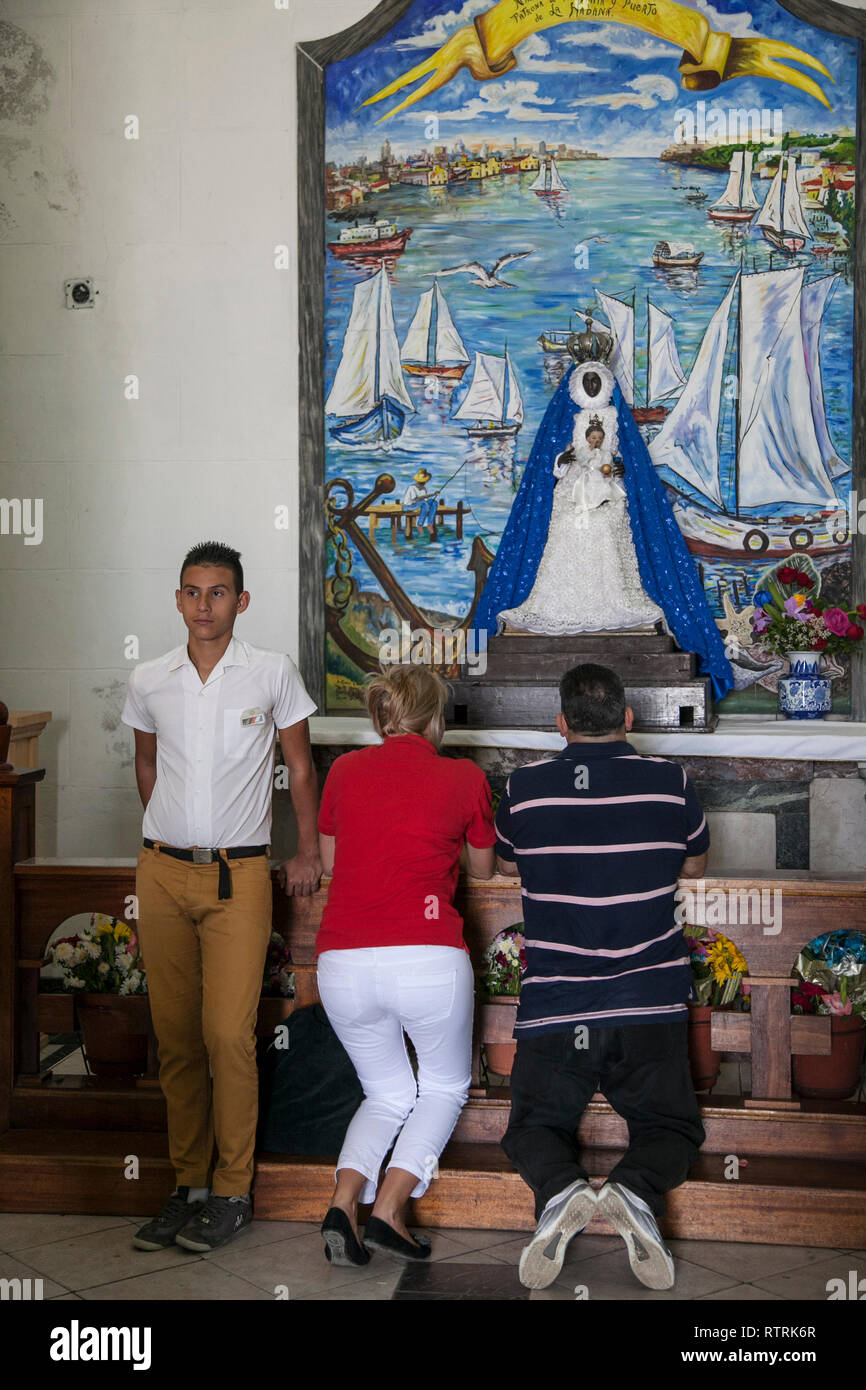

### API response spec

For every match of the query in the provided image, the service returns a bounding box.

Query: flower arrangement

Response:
[44,913,147,995]
[685,927,748,1008]
[262,931,295,998]
[482,925,527,997]
[750,562,865,660]
[792,931,866,1019]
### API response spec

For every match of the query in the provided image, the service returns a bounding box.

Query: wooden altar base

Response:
[1,1128,864,1248]
[448,633,716,731]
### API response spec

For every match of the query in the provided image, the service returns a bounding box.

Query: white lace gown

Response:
[497,447,664,635]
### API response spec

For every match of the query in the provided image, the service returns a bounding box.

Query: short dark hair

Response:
[180,541,244,595]
[560,663,626,735]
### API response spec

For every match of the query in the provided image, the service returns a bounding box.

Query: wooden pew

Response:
[1,763,865,1243]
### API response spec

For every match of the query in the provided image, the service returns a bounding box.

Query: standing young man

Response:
[122,541,321,1253]
[495,664,709,1292]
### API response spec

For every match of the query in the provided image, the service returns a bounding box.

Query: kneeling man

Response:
[496,664,708,1290]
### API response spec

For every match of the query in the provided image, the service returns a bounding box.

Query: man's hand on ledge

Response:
[278,849,323,897]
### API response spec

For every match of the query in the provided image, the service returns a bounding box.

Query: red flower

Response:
[776,565,797,584]
[811,605,823,617]
[846,624,864,641]
[794,572,814,589]
[812,639,828,650]
[858,604,866,620]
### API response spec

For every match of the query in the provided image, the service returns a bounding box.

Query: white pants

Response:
[316,945,475,1205]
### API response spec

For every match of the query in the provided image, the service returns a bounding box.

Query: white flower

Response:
[70,946,87,966]
[83,941,101,959]
[127,970,142,992]
[118,978,131,996]
[53,942,74,964]
[115,950,133,972]
[97,962,110,975]
[67,977,86,989]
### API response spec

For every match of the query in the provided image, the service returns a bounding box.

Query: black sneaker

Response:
[174,1194,252,1252]
[133,1188,206,1251]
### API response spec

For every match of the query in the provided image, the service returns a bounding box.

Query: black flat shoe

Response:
[363,1215,432,1262]
[321,1207,370,1267]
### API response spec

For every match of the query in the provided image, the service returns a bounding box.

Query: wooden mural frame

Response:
[297,0,866,719]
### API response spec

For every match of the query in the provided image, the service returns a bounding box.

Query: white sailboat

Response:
[530,157,567,196]
[400,279,470,379]
[649,266,847,559]
[452,348,524,437]
[707,148,760,224]
[756,155,812,254]
[326,265,415,445]
[576,293,683,421]
[646,300,687,406]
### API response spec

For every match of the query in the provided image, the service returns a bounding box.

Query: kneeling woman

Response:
[316,665,496,1264]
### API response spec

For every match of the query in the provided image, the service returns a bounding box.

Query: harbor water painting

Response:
[322,0,857,714]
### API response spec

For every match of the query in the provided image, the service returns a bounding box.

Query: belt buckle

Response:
[192,848,214,865]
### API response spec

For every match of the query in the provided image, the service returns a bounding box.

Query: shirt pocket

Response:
[222,708,265,761]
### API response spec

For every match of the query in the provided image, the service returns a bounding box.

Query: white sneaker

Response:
[596,1181,675,1290]
[518,1179,597,1290]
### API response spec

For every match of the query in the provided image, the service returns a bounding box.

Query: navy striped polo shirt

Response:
[494,740,710,1035]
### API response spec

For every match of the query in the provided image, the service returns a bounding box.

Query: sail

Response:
[647,301,686,402]
[756,160,784,233]
[453,352,505,420]
[741,149,759,210]
[453,351,522,423]
[401,287,434,365]
[649,275,738,507]
[433,282,469,364]
[782,157,811,240]
[595,290,635,405]
[529,164,546,191]
[504,350,524,424]
[800,274,847,477]
[327,267,413,416]
[738,266,836,508]
[711,150,744,210]
[547,159,566,192]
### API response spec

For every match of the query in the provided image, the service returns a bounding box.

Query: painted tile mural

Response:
[322,0,856,713]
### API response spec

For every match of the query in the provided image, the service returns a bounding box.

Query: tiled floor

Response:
[0,1211,861,1301]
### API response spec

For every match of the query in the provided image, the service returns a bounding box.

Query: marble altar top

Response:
[309,716,866,763]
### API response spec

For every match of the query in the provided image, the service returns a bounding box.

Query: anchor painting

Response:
[315,0,858,715]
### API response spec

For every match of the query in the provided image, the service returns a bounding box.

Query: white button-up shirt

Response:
[121,637,316,849]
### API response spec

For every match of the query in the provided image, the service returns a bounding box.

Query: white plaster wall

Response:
[1,0,865,856]
[0,0,381,854]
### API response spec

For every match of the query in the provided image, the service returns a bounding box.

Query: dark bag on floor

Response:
[258,1004,363,1155]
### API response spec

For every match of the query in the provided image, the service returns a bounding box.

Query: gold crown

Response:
[566,310,614,366]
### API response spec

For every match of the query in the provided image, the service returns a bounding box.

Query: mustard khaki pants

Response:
[136,846,273,1195]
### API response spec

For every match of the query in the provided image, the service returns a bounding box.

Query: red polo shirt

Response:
[316,733,496,954]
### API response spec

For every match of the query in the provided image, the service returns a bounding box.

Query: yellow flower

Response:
[114,923,132,942]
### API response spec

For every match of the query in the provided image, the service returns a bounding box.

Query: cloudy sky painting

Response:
[326,0,857,160]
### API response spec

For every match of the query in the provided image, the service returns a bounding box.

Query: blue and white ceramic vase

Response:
[778,650,831,720]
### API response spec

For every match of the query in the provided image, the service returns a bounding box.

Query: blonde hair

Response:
[366,664,448,746]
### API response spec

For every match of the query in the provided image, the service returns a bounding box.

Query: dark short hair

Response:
[560,663,626,735]
[180,541,244,596]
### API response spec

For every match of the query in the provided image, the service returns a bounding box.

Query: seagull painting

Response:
[432,250,533,289]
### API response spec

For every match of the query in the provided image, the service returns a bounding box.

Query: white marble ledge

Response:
[309,716,866,764]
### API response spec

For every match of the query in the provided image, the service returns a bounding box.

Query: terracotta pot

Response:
[793,1014,865,1100]
[485,1042,517,1077]
[687,1003,722,1091]
[76,993,150,1079]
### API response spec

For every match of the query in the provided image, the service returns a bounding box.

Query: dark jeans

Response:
[502,1021,705,1219]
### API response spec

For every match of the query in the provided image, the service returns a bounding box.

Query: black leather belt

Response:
[143,839,268,900]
